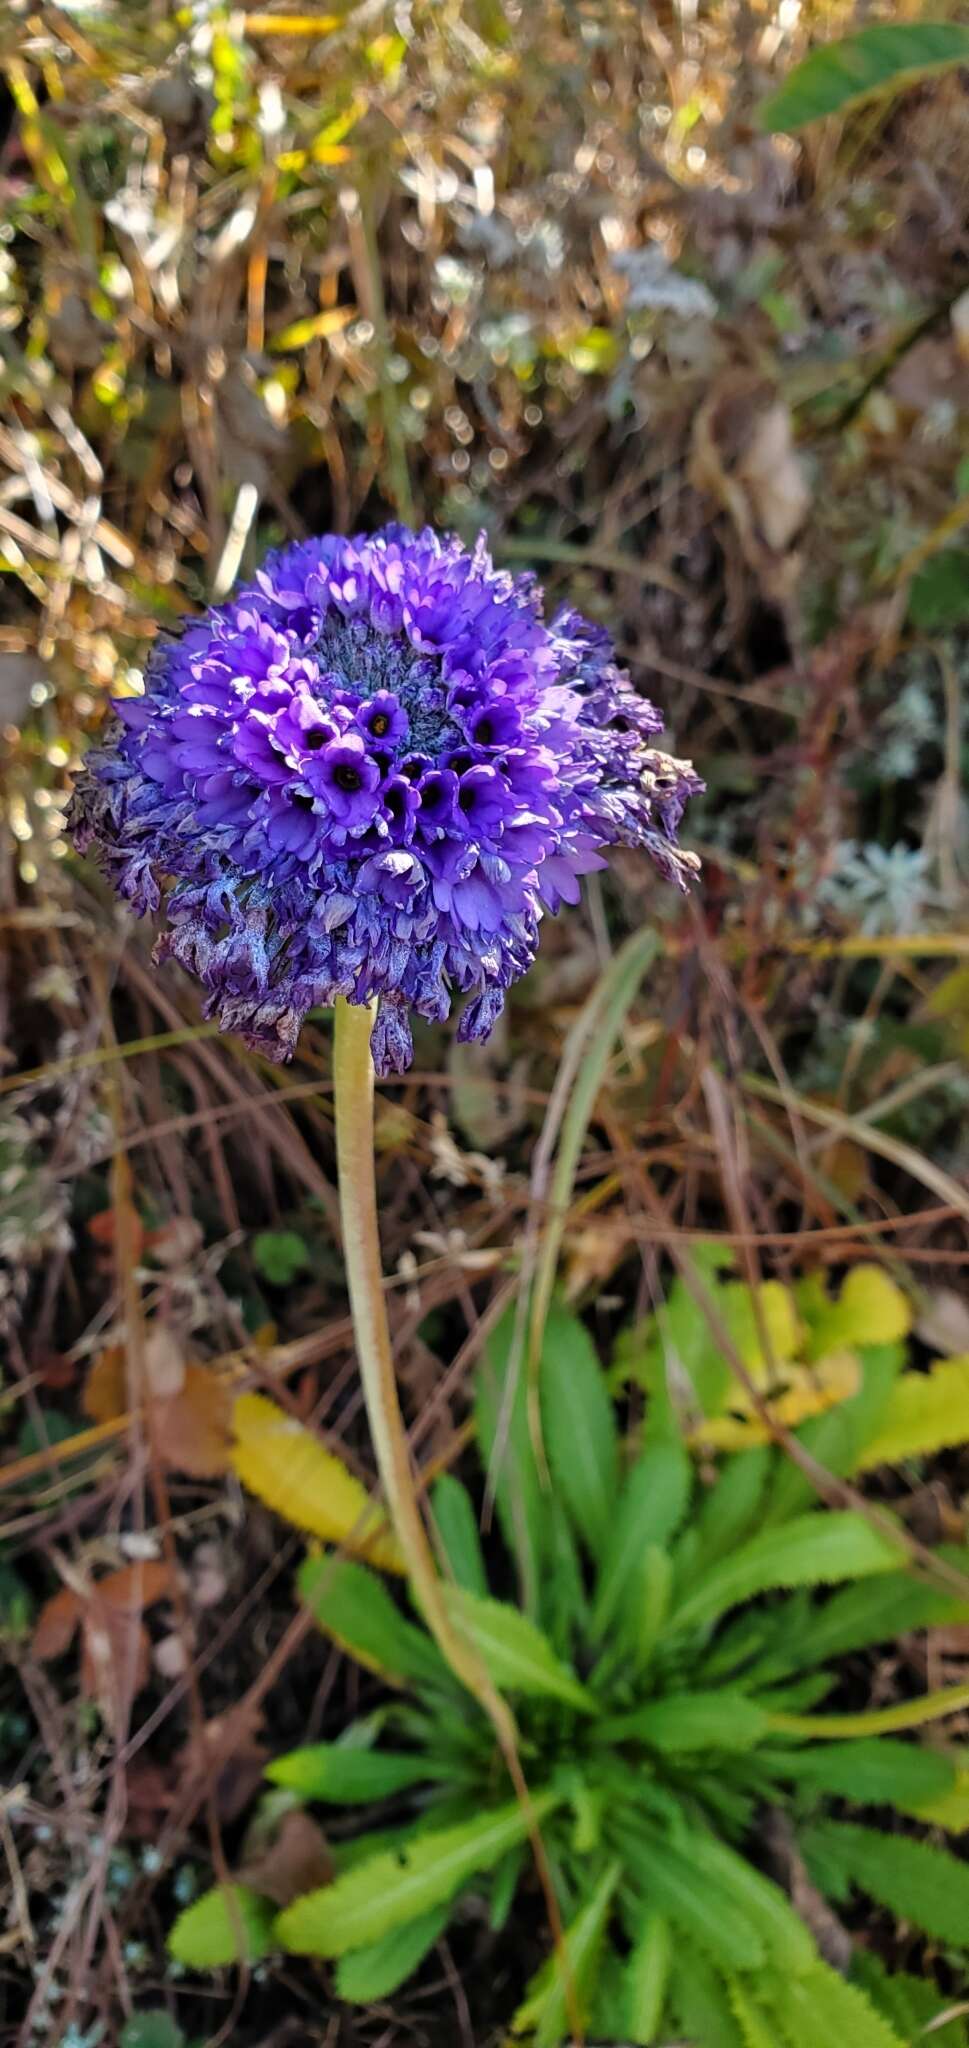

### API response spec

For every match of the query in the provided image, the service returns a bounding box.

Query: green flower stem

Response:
[768,1682,969,1739]
[333,998,488,1699]
[331,996,579,2024]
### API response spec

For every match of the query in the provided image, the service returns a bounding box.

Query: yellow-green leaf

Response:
[277,1793,558,1957]
[855,1356,969,1473]
[803,1265,911,1359]
[909,1759,969,1832]
[692,1349,860,1452]
[270,305,356,352]
[724,1278,802,1376]
[298,1555,448,1688]
[231,1393,403,1572]
[168,1883,274,1967]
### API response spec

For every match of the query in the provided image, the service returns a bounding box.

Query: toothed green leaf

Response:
[333,1904,449,2002]
[276,1793,558,1957]
[168,1884,274,1968]
[444,1586,596,1712]
[759,1959,907,2048]
[801,1820,969,1950]
[669,1511,903,1635]
[590,1438,690,1643]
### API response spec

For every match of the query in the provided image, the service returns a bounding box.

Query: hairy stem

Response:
[331,995,577,2029]
[333,995,514,1721]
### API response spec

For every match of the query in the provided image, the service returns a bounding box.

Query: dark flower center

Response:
[304,729,327,750]
[334,764,363,792]
[370,713,390,736]
[474,716,495,745]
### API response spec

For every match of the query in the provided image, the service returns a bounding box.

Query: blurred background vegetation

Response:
[2,0,969,2042]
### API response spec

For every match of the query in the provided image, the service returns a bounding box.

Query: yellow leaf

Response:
[771,1350,861,1422]
[693,1351,860,1451]
[840,1264,912,1342]
[231,1393,404,1573]
[270,305,355,352]
[856,1356,969,1473]
[242,12,341,30]
[726,1278,802,1379]
[804,1263,911,1358]
[310,94,367,157]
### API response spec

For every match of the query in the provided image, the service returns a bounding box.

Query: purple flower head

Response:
[69,525,701,1074]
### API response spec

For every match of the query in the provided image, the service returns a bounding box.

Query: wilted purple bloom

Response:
[69,526,701,1073]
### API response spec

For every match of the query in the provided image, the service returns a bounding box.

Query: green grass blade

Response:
[527,928,660,1386]
[539,1303,619,1559]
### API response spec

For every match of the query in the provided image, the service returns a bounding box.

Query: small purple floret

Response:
[69,525,701,1073]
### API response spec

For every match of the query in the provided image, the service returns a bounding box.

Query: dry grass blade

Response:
[526,928,661,1407]
[743,1073,969,1227]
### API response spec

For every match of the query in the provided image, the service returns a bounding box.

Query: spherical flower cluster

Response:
[69,525,701,1073]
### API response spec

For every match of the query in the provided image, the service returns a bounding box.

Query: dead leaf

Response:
[177,1702,268,1824]
[87,1207,145,1263]
[96,1560,174,1611]
[144,1324,186,1400]
[146,1217,205,1267]
[736,403,810,553]
[690,373,808,605]
[237,1808,333,1907]
[81,1602,151,1709]
[35,1563,172,1717]
[82,1345,128,1423]
[563,1216,632,1302]
[152,1364,232,1477]
[35,1350,77,1392]
[33,1584,82,1661]
[126,1758,176,1826]
[82,1564,175,1718]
